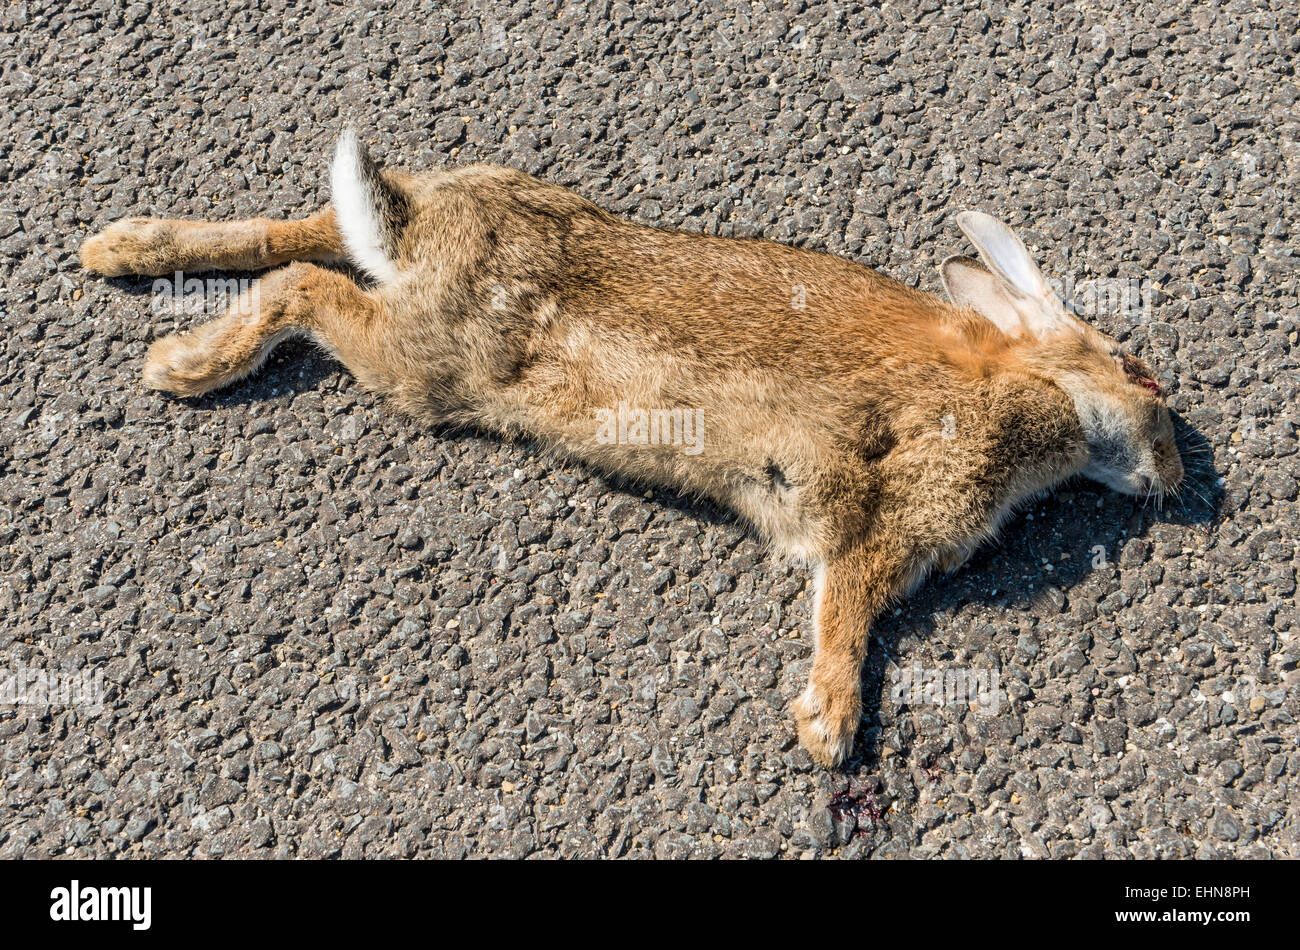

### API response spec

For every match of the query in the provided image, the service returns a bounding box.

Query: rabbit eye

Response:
[1119,353,1161,394]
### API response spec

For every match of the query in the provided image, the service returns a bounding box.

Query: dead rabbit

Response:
[81,132,1183,765]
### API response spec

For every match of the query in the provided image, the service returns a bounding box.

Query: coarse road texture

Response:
[1,0,1297,858]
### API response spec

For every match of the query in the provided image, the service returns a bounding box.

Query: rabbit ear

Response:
[941,254,1058,339]
[940,255,1030,336]
[951,211,1069,338]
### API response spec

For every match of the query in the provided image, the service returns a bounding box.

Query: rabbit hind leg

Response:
[142,262,385,397]
[81,210,344,277]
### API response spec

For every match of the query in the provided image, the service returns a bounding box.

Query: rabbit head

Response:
[942,212,1183,498]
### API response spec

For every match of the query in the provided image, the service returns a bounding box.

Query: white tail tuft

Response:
[331,129,399,283]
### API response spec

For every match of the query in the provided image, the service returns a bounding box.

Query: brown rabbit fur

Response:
[80,131,1184,766]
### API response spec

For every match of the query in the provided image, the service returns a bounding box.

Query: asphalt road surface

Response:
[1,0,1297,857]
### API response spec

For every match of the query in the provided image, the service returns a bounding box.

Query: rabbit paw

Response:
[143,327,230,396]
[81,218,180,277]
[936,542,975,575]
[793,684,860,768]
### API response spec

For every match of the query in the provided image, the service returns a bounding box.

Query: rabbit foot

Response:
[793,683,861,768]
[81,218,182,277]
[143,329,227,396]
[936,542,976,575]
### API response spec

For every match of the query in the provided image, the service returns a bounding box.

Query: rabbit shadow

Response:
[846,408,1221,773]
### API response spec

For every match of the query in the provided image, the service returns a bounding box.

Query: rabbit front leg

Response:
[793,539,919,767]
[936,539,977,574]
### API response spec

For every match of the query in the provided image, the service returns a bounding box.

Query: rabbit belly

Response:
[477,384,829,560]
